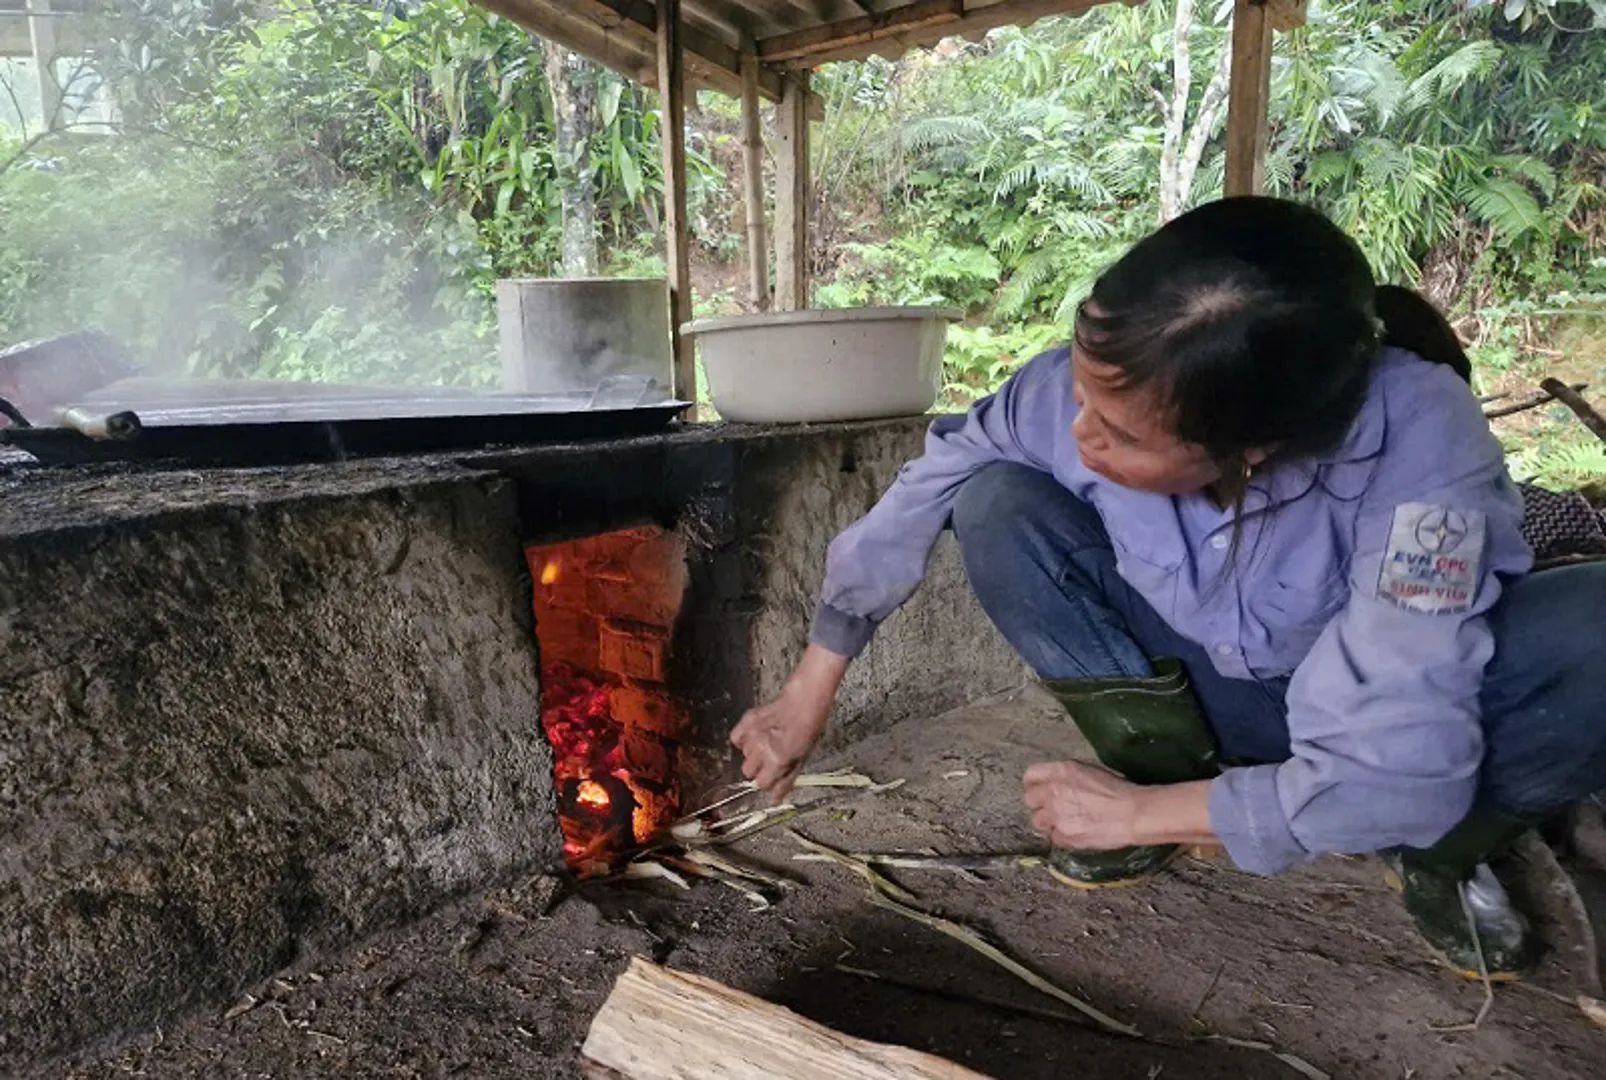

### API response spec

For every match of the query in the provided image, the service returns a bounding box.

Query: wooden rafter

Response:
[483,0,784,105]
[763,0,1110,68]
[481,1,1114,97]
[757,0,964,63]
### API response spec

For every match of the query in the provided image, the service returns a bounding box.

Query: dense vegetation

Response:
[1,0,1603,484]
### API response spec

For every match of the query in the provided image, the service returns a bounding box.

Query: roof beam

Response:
[484,0,824,111]
[757,0,962,63]
[757,0,1108,68]
[478,0,657,84]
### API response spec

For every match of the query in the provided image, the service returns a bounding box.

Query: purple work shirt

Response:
[812,346,1531,876]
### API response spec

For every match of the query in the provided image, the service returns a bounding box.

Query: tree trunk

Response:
[1155,0,1193,223]
[1155,0,1233,223]
[544,44,599,277]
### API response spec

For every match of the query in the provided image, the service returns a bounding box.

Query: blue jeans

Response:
[951,463,1606,818]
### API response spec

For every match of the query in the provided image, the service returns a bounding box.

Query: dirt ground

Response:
[42,687,1606,1080]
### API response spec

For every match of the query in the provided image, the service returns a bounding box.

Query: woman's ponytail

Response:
[1375,284,1472,384]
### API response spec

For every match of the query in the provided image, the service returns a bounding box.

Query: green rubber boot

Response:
[1042,659,1219,888]
[1385,807,1542,980]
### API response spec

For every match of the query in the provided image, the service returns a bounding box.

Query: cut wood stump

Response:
[580,956,992,1079]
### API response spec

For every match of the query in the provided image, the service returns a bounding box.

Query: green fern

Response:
[1464,177,1545,239]
[1526,441,1606,489]
[1401,40,1501,115]
[900,114,990,155]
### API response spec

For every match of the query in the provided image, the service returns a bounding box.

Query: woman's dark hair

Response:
[1074,197,1471,499]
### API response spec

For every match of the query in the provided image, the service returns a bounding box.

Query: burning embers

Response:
[529,529,689,876]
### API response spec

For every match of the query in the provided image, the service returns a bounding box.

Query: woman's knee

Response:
[953,463,1042,543]
[951,463,1101,564]
[1480,563,1606,812]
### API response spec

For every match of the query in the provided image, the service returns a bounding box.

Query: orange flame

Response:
[575,778,610,809]
[540,559,561,586]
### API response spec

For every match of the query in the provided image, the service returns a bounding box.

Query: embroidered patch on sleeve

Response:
[1376,502,1487,615]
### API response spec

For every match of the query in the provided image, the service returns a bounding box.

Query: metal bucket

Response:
[497,278,673,400]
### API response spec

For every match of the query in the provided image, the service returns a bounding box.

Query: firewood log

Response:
[580,956,991,1079]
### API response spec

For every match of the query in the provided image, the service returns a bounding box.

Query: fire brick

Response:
[534,608,600,672]
[609,682,687,738]
[598,619,669,682]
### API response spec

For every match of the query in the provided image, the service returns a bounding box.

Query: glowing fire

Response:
[540,559,561,586]
[542,663,679,876]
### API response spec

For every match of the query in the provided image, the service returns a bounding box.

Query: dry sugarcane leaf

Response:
[792,769,903,790]
[787,829,921,905]
[792,851,1045,874]
[223,994,260,1021]
[670,819,709,842]
[788,830,1140,1039]
[1205,1036,1330,1080]
[623,859,691,890]
[681,847,793,891]
[794,832,1333,1078]
[863,874,1144,1040]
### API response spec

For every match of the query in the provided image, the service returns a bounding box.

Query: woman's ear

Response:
[1245,447,1274,468]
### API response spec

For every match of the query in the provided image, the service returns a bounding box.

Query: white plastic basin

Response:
[683,306,962,423]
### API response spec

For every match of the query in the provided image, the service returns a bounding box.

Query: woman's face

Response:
[1069,345,1223,495]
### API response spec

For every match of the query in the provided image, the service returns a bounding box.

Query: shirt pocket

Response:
[1108,535,1184,623]
[1250,559,1351,668]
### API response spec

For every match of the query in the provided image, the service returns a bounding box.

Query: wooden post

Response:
[27,0,61,130]
[739,50,770,312]
[1224,0,1272,197]
[656,0,695,410]
[774,72,810,312]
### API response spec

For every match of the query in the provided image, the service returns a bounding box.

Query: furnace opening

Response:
[528,527,690,877]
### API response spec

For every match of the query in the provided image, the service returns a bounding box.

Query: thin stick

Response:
[835,963,1165,1041]
[1541,378,1606,445]
[798,833,1332,1078]
[1206,1036,1329,1080]
[1483,382,1587,420]
[1428,881,1496,1033]
[1192,961,1227,1023]
[793,851,1047,873]
[792,831,1140,1037]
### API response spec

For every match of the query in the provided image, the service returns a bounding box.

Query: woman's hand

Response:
[1023,761,1143,850]
[1023,762,1218,849]
[731,644,849,802]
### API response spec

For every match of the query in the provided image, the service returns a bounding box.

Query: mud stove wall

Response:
[0,418,1023,1071]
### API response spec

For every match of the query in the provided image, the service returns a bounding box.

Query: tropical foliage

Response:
[0,0,1602,483]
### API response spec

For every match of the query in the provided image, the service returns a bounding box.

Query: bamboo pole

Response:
[27,0,61,127]
[740,49,770,312]
[656,0,696,412]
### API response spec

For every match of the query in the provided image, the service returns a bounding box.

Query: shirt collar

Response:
[1247,367,1390,510]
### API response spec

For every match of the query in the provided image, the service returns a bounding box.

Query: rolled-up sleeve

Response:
[810,348,1068,657]
[1211,364,1532,876]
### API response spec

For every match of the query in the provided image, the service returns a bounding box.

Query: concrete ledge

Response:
[0,465,557,1069]
[0,418,1023,1068]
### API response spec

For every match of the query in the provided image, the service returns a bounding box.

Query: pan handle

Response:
[0,394,32,429]
[54,406,142,441]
